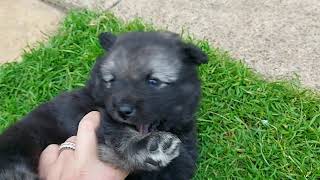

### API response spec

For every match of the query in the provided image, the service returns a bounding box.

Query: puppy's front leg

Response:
[98,129,181,172]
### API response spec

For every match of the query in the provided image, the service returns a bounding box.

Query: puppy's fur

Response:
[0,31,207,180]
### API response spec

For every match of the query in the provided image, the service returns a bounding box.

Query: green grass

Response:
[1,11,320,179]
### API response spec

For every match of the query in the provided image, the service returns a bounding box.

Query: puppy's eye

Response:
[108,78,115,82]
[102,76,115,88]
[102,78,114,83]
[103,74,115,82]
[147,78,160,87]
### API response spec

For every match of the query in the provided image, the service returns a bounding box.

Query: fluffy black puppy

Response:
[0,31,207,180]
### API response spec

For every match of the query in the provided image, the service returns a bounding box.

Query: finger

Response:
[57,136,77,162]
[49,136,77,179]
[38,144,59,178]
[75,111,101,164]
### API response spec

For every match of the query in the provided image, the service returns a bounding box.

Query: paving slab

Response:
[0,0,64,63]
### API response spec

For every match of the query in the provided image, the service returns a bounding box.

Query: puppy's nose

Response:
[118,104,135,119]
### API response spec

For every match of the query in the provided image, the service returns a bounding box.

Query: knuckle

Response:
[66,136,76,143]
[47,144,59,150]
[43,144,59,154]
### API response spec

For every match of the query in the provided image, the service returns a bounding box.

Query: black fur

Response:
[99,32,117,51]
[0,31,207,180]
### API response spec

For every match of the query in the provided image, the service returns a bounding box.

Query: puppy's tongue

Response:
[138,124,150,134]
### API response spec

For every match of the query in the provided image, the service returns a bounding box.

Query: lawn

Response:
[0,11,319,179]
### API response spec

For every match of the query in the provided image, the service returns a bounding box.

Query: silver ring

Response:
[59,141,76,152]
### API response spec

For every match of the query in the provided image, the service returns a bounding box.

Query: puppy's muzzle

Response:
[117,103,136,119]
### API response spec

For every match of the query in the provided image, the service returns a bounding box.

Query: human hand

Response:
[38,111,128,180]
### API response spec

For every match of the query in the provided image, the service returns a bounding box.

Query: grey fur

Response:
[100,46,181,86]
[147,48,181,84]
[98,130,181,172]
[0,165,38,180]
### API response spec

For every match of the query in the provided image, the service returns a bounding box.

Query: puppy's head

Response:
[88,31,207,133]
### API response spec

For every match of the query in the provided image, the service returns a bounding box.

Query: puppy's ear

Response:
[182,43,208,65]
[85,58,105,106]
[99,32,117,51]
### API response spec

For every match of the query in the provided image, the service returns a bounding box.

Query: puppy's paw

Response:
[144,132,181,170]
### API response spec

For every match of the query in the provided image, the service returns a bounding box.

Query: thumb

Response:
[75,111,101,164]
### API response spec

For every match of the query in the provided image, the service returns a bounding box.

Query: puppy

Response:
[0,31,207,180]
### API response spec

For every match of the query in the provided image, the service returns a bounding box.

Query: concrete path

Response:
[2,0,320,90]
[0,0,63,63]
